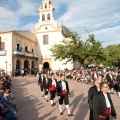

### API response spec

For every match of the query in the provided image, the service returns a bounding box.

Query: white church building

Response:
[0,0,80,75]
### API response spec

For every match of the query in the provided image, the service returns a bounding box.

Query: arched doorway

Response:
[31,61,35,69]
[16,59,21,75]
[43,62,49,69]
[24,60,29,69]
[16,59,21,70]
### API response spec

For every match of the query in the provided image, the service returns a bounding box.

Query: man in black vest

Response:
[43,73,50,102]
[116,71,120,98]
[106,70,114,94]
[57,75,72,116]
[88,79,102,120]
[38,73,44,97]
[93,82,117,120]
[47,74,57,106]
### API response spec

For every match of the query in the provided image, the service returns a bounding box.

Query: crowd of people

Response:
[38,67,120,119]
[5,66,120,119]
[0,72,17,120]
[38,72,72,116]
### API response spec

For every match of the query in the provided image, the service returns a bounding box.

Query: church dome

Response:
[61,25,69,38]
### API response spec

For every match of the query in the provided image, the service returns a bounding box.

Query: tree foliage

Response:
[50,30,82,64]
[104,44,120,67]
[50,30,106,67]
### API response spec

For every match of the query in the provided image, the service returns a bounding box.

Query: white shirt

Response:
[41,76,43,82]
[103,93,111,109]
[109,74,112,79]
[94,73,97,78]
[61,81,66,90]
[46,78,48,84]
[21,70,24,73]
[97,88,100,92]
[52,79,56,87]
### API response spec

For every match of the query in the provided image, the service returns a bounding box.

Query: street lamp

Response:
[5,61,8,75]
[40,55,43,64]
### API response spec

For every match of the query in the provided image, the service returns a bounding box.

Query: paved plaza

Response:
[11,76,120,120]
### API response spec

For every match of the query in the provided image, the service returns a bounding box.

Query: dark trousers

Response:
[89,108,93,120]
[50,90,56,100]
[108,83,114,89]
[44,88,48,95]
[40,85,43,91]
[59,94,69,105]
[118,85,120,92]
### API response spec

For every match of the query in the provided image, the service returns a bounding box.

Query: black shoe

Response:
[68,114,73,116]
[51,103,55,106]
[60,112,63,115]
[53,103,56,105]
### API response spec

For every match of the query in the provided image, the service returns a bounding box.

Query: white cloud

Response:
[81,26,120,47]
[0,0,39,31]
[17,0,38,16]
[0,0,120,46]
[54,0,120,46]
[20,23,36,31]
[0,7,15,18]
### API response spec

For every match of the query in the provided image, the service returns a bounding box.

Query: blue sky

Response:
[0,0,120,47]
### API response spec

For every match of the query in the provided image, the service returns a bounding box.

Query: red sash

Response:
[61,90,67,94]
[98,107,110,119]
[40,82,43,85]
[94,77,97,80]
[106,107,110,118]
[49,85,56,91]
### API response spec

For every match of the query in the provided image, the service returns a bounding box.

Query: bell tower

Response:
[33,0,59,32]
[38,0,54,24]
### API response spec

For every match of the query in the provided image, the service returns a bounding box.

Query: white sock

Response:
[45,95,47,100]
[108,90,111,93]
[50,100,53,104]
[118,92,120,97]
[66,105,71,115]
[41,91,43,95]
[111,88,114,93]
[59,105,62,113]
[46,95,48,100]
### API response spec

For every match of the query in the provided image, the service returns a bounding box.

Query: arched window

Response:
[47,14,50,20]
[42,14,45,21]
[45,4,47,9]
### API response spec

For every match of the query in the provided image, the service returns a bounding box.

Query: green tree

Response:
[50,30,82,68]
[104,44,120,67]
[84,34,106,66]
[50,31,105,68]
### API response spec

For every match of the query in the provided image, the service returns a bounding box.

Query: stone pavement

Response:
[11,76,120,120]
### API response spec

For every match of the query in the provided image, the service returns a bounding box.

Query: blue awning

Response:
[0,50,6,56]
[13,51,38,59]
[14,51,25,56]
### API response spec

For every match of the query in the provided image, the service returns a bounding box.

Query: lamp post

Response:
[5,61,8,75]
[40,55,43,64]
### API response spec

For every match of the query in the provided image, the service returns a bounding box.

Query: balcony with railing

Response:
[13,50,38,59]
[0,50,6,56]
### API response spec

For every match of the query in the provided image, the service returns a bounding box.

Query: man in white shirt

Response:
[93,82,117,120]
[57,75,73,116]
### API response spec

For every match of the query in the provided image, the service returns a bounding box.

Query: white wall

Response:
[0,33,12,75]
